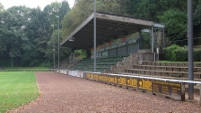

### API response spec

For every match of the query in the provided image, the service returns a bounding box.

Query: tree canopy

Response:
[0,0,71,67]
[62,0,201,45]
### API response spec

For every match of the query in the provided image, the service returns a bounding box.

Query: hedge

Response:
[163,45,201,61]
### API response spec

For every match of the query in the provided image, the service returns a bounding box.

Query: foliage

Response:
[0,72,39,113]
[75,49,87,60]
[140,32,151,49]
[194,0,201,25]
[0,1,71,67]
[1,0,201,66]
[0,2,4,12]
[159,9,187,44]
[62,0,201,48]
[194,49,201,61]
[174,46,188,61]
[163,44,180,61]
[62,0,132,38]
[163,45,201,61]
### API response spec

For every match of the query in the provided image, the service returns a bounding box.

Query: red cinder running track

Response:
[9,72,201,113]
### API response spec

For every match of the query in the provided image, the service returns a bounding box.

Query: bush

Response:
[174,47,188,61]
[163,44,180,61]
[39,61,51,67]
[194,49,201,61]
[163,45,201,61]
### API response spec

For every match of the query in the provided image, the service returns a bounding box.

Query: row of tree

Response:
[1,0,201,67]
[0,1,71,67]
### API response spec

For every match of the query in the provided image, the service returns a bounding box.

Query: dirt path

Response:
[9,72,201,113]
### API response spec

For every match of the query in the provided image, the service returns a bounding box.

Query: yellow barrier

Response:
[85,73,182,100]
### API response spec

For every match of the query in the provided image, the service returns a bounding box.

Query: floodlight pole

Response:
[93,0,97,72]
[187,0,194,100]
[56,16,60,71]
[51,25,56,70]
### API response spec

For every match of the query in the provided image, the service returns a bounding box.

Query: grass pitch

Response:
[0,72,39,113]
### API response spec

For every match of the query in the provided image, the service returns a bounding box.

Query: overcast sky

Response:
[1,0,75,9]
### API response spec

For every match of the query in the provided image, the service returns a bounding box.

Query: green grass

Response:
[0,72,39,113]
[1,67,51,71]
[2,67,50,69]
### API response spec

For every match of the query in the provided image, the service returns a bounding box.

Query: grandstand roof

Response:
[61,12,155,50]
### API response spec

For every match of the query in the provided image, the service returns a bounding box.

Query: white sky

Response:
[0,0,75,9]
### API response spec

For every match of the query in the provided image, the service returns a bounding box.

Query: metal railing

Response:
[84,72,201,105]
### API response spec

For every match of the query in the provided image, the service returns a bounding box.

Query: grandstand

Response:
[62,32,146,72]
[72,56,124,72]
[61,12,165,73]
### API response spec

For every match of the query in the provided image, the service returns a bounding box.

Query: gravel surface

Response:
[8,72,201,113]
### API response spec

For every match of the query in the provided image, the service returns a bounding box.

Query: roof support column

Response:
[151,27,154,53]
[93,0,97,72]
[162,28,165,48]
[138,29,142,50]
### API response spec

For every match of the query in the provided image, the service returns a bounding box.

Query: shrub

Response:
[174,46,188,61]
[194,49,201,61]
[163,45,201,61]
[163,44,180,61]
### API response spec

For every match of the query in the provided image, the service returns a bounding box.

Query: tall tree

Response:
[159,9,187,45]
[60,0,71,23]
[62,0,130,39]
[0,2,4,12]
[0,6,31,66]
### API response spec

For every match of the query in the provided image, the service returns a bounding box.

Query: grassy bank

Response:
[0,72,39,113]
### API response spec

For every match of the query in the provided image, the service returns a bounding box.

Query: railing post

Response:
[181,83,185,101]
[200,84,201,105]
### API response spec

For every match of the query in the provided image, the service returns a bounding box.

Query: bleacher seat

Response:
[71,56,125,72]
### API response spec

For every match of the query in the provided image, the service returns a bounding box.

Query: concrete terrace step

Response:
[142,61,201,67]
[132,64,201,72]
[125,68,201,78]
